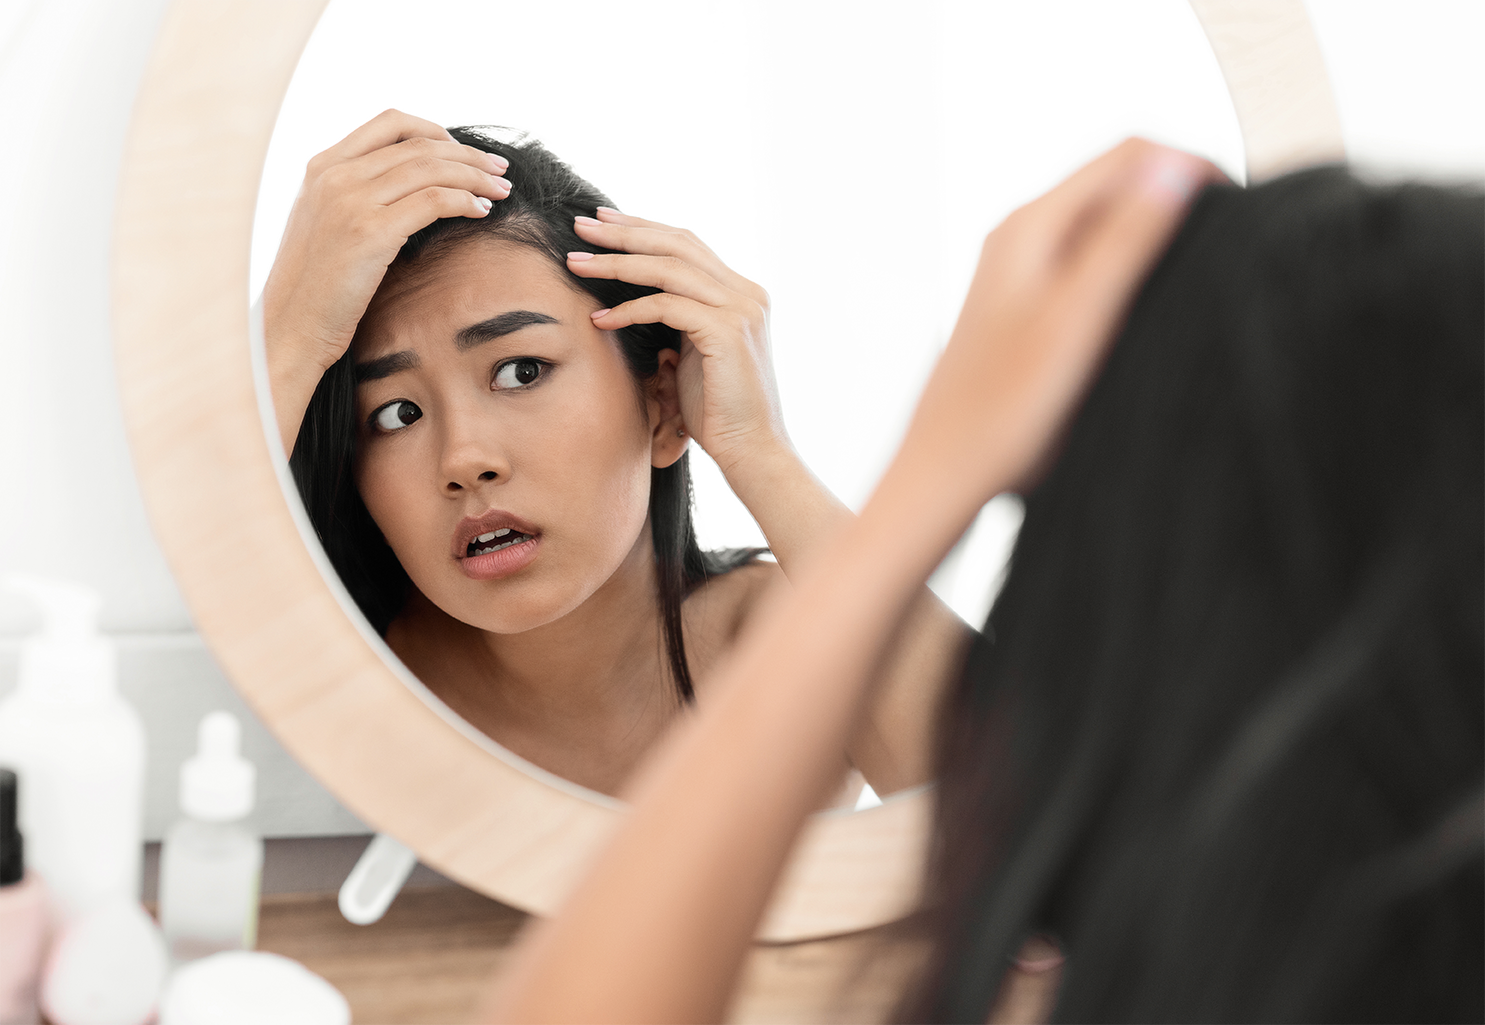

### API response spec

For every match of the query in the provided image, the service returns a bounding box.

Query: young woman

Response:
[483,143,1482,1022]
[264,110,968,796]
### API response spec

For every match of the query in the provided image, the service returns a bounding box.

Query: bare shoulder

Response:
[681,558,785,687]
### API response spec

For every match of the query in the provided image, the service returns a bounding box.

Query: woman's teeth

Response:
[467,528,530,557]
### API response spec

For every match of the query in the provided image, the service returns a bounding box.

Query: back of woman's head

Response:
[291,128,753,699]
[908,167,1483,1023]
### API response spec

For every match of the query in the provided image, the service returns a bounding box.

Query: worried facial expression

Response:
[352,239,683,634]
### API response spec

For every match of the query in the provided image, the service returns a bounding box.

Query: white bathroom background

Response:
[0,0,1480,836]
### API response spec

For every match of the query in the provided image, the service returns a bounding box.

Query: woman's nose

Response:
[438,414,511,493]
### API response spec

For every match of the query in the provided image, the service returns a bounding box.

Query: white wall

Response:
[1307,0,1484,178]
[0,0,1479,836]
[0,0,181,635]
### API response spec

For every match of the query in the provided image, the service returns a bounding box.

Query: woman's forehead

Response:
[355,239,587,356]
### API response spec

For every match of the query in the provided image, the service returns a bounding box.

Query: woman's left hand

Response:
[566,210,786,478]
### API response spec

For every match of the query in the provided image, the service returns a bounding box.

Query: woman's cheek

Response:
[355,446,427,568]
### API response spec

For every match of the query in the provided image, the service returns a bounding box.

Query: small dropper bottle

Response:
[157,712,263,966]
[0,768,48,1025]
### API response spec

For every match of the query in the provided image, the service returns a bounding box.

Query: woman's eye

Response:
[493,358,545,390]
[372,400,422,432]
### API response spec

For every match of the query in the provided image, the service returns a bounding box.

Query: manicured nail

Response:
[596,206,620,216]
[486,152,509,171]
[476,197,493,213]
[491,176,512,191]
[1011,935,1064,974]
[590,308,611,319]
[567,251,595,262]
[1141,152,1203,205]
[1013,952,1066,974]
[574,215,603,227]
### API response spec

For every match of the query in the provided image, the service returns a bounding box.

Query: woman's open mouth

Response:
[453,510,542,581]
[467,528,534,557]
[459,532,539,581]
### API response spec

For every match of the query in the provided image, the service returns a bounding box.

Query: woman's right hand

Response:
[261,109,512,451]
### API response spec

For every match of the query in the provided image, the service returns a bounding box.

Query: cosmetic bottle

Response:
[0,575,145,924]
[158,712,263,965]
[0,768,47,1025]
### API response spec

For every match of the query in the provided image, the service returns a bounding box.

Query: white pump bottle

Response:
[158,711,264,964]
[0,574,146,923]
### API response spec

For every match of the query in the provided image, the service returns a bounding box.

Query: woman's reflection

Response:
[264,111,969,795]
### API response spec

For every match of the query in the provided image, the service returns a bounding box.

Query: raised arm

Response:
[262,109,513,454]
[487,139,1217,1023]
[565,209,970,793]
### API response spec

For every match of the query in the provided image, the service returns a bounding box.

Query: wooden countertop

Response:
[254,885,927,1024]
[256,886,525,1023]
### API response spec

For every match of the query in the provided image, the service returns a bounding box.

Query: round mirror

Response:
[114,0,1338,940]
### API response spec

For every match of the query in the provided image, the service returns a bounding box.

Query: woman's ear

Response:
[648,349,688,469]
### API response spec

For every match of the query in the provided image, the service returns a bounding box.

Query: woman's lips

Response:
[459,533,540,581]
[451,509,541,559]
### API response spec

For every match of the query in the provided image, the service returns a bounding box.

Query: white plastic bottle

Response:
[0,575,146,924]
[158,712,263,965]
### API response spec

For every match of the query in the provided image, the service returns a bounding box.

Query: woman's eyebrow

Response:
[354,350,420,383]
[456,310,559,350]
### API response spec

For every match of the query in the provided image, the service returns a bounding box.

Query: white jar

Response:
[159,951,348,1025]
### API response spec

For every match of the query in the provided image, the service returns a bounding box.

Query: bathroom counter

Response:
[253,884,926,1023]
[256,886,524,1024]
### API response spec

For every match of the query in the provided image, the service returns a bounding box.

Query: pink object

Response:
[0,871,48,1025]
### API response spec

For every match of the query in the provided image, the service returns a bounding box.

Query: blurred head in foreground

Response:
[911,167,1483,1023]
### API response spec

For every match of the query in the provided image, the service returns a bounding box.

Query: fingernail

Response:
[590,308,611,319]
[1011,935,1064,974]
[486,152,509,171]
[567,251,595,262]
[491,176,512,191]
[596,206,620,216]
[1013,952,1066,974]
[476,197,493,213]
[574,215,603,227]
[1141,152,1203,205]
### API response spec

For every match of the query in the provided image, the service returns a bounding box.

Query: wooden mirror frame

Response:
[112,0,1341,941]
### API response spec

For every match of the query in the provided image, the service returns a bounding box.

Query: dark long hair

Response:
[289,127,761,702]
[905,168,1483,1022]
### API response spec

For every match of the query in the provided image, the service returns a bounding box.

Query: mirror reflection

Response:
[264,116,967,798]
[252,0,1245,796]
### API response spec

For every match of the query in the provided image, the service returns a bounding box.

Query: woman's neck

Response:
[386,533,681,796]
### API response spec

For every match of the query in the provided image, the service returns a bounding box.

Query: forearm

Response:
[267,349,326,456]
[722,441,975,794]
[847,584,974,794]
[262,281,338,456]
[716,440,851,575]
[260,253,337,457]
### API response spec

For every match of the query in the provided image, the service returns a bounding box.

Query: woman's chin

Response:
[428,577,594,638]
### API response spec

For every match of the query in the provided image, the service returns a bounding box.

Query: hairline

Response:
[389,223,660,416]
